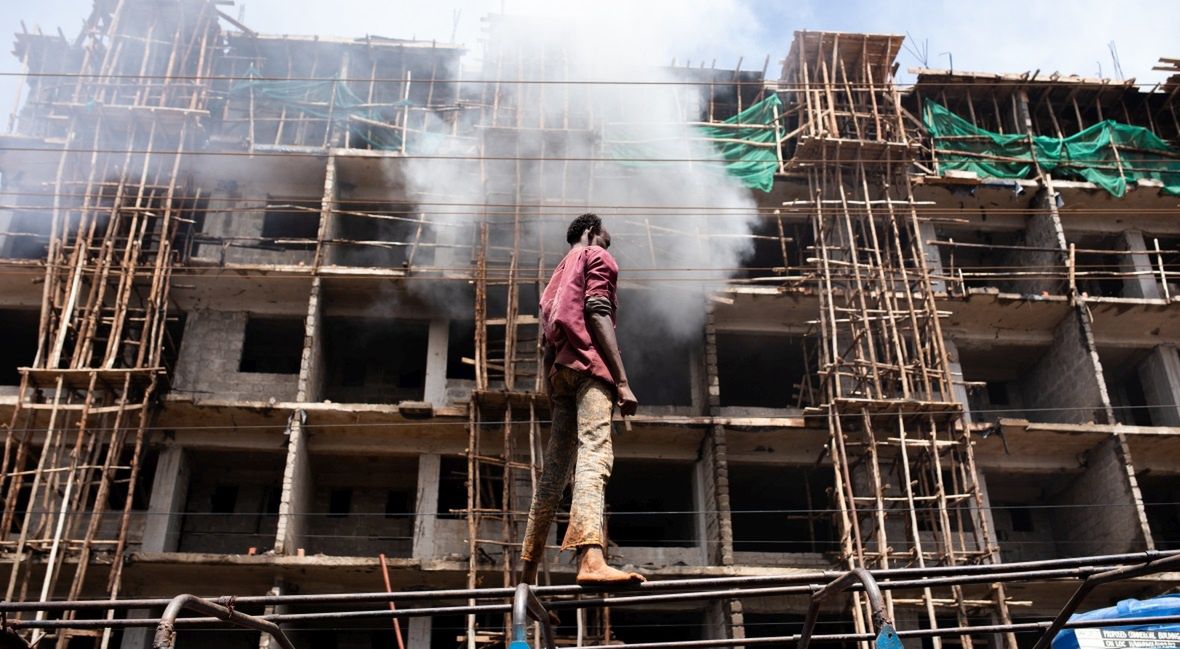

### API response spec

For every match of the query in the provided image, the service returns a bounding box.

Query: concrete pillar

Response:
[119,615,154,649]
[702,601,729,640]
[971,470,1002,563]
[915,219,946,293]
[1137,344,1180,426]
[1119,230,1162,299]
[408,617,432,647]
[692,458,711,566]
[688,345,707,415]
[274,411,312,555]
[140,446,190,553]
[0,200,14,258]
[412,454,441,560]
[423,320,449,407]
[942,340,972,424]
[893,608,924,649]
[297,278,324,403]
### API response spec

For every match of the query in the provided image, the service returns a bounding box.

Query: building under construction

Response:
[1,1,1180,647]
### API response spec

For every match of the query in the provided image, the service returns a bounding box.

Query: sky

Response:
[1,0,1178,127]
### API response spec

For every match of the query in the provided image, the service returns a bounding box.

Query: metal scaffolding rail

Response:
[1,550,1178,649]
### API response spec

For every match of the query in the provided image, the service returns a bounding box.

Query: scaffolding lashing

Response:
[783,30,1017,649]
[0,2,219,647]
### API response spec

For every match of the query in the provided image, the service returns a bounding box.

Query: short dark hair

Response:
[566,213,602,245]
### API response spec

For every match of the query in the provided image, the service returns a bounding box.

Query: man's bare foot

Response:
[518,559,539,585]
[575,545,645,586]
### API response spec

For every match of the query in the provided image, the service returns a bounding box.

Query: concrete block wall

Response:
[1002,206,1067,295]
[303,454,417,557]
[1018,311,1111,424]
[1050,436,1151,556]
[172,309,300,402]
[177,452,284,554]
[194,184,317,267]
[1137,344,1180,426]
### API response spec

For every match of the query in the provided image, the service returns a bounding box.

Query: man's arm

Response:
[585,297,638,416]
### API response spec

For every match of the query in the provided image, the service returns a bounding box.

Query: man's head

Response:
[566,212,610,249]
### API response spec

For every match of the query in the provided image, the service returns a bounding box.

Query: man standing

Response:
[518,213,644,586]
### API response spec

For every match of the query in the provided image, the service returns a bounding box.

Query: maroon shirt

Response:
[540,245,619,386]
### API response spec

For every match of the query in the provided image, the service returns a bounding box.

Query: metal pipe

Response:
[7,562,1176,630]
[3,549,1175,613]
[509,584,556,649]
[1030,551,1180,649]
[151,594,296,649]
[799,568,891,649]
[572,615,1180,649]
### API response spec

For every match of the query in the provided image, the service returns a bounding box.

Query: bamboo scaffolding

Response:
[783,31,1016,649]
[0,3,218,647]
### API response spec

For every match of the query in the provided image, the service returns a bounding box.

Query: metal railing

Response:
[1,550,1179,648]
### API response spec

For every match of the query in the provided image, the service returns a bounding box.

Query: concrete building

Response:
[0,2,1178,647]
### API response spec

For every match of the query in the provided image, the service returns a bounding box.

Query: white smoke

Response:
[399,2,763,341]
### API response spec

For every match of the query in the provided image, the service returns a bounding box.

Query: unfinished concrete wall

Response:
[173,310,300,402]
[1001,201,1067,295]
[1017,311,1111,424]
[319,317,430,404]
[178,451,283,554]
[304,454,417,557]
[193,176,320,267]
[1137,344,1180,426]
[1050,436,1151,556]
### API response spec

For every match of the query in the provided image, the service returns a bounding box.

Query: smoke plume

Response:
[400,5,762,344]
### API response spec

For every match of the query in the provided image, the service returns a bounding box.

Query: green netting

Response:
[698,93,783,192]
[604,93,783,193]
[230,67,408,150]
[233,68,785,191]
[924,99,1180,198]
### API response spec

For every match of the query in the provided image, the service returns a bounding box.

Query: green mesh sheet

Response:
[604,93,783,193]
[698,93,783,192]
[924,99,1180,198]
[230,68,408,150]
[233,70,785,191]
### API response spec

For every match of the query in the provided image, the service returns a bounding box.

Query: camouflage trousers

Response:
[520,366,615,561]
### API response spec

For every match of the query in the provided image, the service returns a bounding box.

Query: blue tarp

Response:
[1053,596,1180,649]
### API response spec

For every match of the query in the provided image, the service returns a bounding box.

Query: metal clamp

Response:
[509,583,557,649]
[152,594,296,649]
[799,568,899,649]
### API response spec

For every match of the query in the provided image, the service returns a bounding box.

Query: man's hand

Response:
[616,382,638,417]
